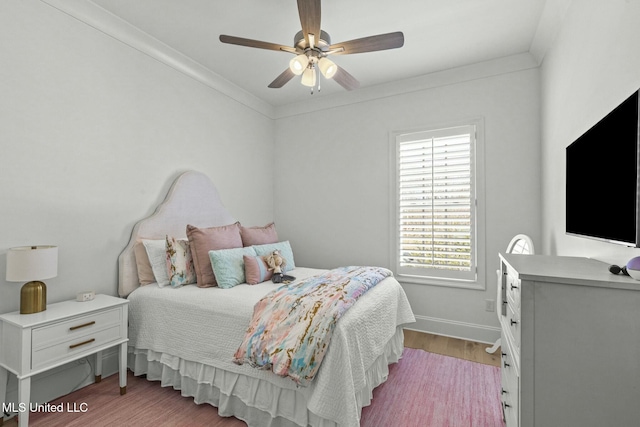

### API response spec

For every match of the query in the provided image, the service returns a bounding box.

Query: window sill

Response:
[396,273,485,290]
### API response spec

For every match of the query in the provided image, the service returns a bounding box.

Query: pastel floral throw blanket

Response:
[233,266,393,386]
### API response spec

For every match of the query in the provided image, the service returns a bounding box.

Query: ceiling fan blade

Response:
[333,66,360,91]
[297,0,321,47]
[329,31,404,55]
[219,35,297,54]
[268,68,296,88]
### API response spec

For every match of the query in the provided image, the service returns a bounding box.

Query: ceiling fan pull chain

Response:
[311,63,317,94]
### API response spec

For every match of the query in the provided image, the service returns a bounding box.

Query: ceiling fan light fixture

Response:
[301,66,316,87]
[318,57,337,79]
[289,54,309,75]
[219,1,404,93]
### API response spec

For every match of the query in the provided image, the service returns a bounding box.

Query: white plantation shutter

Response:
[395,125,477,282]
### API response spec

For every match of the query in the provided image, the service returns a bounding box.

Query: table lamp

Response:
[6,245,58,314]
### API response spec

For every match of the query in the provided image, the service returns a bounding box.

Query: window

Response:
[391,120,484,288]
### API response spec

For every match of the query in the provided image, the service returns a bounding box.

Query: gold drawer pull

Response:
[69,338,95,349]
[69,321,96,331]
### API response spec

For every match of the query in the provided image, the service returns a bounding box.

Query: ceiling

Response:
[89,0,552,107]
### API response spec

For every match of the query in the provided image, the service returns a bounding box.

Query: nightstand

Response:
[0,294,128,427]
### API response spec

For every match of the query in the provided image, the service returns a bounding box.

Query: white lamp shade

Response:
[301,66,317,87]
[318,57,337,79]
[6,245,58,282]
[289,54,309,75]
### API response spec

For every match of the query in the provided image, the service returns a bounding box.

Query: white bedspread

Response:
[127,267,415,426]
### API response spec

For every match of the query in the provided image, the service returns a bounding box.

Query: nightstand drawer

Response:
[32,307,121,349]
[0,294,129,427]
[32,324,122,370]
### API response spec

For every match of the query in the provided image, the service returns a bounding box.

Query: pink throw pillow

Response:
[240,222,278,246]
[187,222,242,287]
[134,240,155,285]
[244,255,273,285]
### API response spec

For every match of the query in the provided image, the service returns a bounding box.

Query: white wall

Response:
[0,0,547,412]
[274,62,541,342]
[0,0,275,315]
[0,0,276,411]
[541,0,640,263]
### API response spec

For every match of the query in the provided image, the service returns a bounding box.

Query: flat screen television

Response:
[566,89,640,247]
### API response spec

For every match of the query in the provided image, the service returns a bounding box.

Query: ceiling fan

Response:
[219,0,404,93]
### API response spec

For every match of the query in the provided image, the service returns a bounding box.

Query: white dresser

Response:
[498,254,640,427]
[0,294,128,426]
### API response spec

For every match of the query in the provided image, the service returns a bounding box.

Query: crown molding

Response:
[39,0,275,119]
[273,52,539,119]
[37,0,545,122]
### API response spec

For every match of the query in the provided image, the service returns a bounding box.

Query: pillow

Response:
[165,236,196,287]
[244,255,273,285]
[252,241,296,273]
[208,246,257,289]
[240,222,278,246]
[187,222,243,287]
[142,239,170,287]
[134,240,155,285]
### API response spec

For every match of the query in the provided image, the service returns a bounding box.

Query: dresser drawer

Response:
[32,307,122,349]
[506,302,521,351]
[506,274,521,309]
[32,324,122,370]
[502,363,519,427]
[501,332,520,427]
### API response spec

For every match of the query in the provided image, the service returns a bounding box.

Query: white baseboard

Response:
[406,314,501,345]
[2,347,120,421]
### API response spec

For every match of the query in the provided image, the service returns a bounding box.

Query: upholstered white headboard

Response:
[118,171,235,297]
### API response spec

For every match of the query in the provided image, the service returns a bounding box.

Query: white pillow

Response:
[142,239,170,287]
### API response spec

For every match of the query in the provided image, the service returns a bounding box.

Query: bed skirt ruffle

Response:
[128,327,405,427]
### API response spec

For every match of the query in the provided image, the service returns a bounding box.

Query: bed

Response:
[117,170,415,427]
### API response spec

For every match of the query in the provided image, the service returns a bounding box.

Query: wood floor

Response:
[2,330,499,427]
[403,329,501,367]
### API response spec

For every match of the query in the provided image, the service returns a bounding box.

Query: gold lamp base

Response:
[20,280,47,314]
